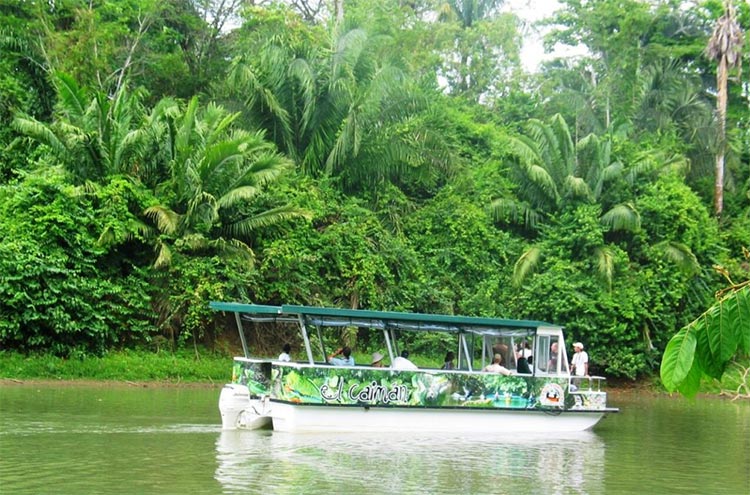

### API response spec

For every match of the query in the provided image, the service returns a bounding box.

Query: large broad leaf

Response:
[664,284,750,395]
[704,293,739,363]
[660,328,696,392]
[736,285,750,353]
[694,322,726,380]
[724,285,750,354]
[675,358,703,398]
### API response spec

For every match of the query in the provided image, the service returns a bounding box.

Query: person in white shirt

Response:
[392,350,418,370]
[278,343,291,362]
[570,342,589,377]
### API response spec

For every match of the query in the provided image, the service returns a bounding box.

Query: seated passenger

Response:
[484,354,512,375]
[278,343,291,362]
[371,352,385,367]
[392,350,418,370]
[441,351,455,370]
[516,356,531,374]
[329,346,355,366]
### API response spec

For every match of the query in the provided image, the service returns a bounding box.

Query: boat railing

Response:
[568,375,607,392]
[234,356,579,379]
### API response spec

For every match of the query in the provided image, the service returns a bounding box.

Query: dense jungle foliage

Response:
[0,0,748,381]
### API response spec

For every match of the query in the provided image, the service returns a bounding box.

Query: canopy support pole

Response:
[235,313,249,358]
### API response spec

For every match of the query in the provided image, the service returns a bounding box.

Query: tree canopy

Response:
[0,0,748,389]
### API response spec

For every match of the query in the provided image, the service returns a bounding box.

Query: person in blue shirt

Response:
[329,346,355,366]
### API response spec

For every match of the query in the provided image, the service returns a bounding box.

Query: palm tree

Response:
[144,97,309,268]
[706,0,743,217]
[225,25,449,194]
[13,73,151,184]
[491,114,697,287]
[492,115,638,226]
[490,115,636,286]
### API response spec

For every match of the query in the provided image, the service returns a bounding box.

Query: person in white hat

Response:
[570,342,589,377]
[371,352,385,367]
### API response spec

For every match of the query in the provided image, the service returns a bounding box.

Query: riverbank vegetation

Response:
[1,1,748,391]
[0,349,229,383]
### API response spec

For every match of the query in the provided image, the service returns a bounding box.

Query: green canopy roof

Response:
[210,301,557,335]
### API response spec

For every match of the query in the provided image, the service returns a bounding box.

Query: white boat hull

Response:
[269,401,607,433]
[219,384,271,430]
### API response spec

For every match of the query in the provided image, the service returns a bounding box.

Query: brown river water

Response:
[0,383,748,494]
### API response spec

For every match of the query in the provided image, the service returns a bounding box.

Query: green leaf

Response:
[512,246,541,288]
[705,298,737,363]
[601,203,641,232]
[694,321,725,380]
[734,285,750,353]
[660,328,696,392]
[675,358,702,398]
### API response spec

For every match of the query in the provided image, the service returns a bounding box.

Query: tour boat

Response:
[211,302,618,433]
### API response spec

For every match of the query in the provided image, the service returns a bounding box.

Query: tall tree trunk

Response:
[706,0,743,218]
[715,54,727,217]
[334,0,344,29]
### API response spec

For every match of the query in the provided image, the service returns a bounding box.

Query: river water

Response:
[0,384,748,494]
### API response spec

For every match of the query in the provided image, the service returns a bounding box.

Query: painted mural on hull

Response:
[230,361,608,411]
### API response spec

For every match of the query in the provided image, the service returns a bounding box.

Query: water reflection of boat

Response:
[215,429,606,494]
[211,303,618,433]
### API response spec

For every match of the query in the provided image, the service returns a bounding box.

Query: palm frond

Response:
[325,106,360,174]
[507,135,541,164]
[114,128,149,176]
[600,161,624,182]
[288,57,317,134]
[332,28,369,81]
[550,114,575,173]
[175,96,199,160]
[223,205,311,240]
[594,246,616,290]
[564,175,593,201]
[153,241,172,269]
[512,246,541,288]
[53,72,88,121]
[177,233,209,251]
[601,203,641,232]
[144,205,181,235]
[627,151,689,183]
[209,238,256,266]
[526,164,559,202]
[215,185,260,210]
[12,116,67,155]
[489,198,540,229]
[654,241,700,275]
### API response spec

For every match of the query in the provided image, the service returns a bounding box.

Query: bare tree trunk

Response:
[715,54,727,217]
[707,0,744,218]
[334,0,344,29]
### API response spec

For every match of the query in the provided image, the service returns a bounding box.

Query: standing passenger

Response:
[547,342,559,372]
[570,342,589,377]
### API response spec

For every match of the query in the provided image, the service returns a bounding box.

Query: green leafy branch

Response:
[661,248,750,397]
